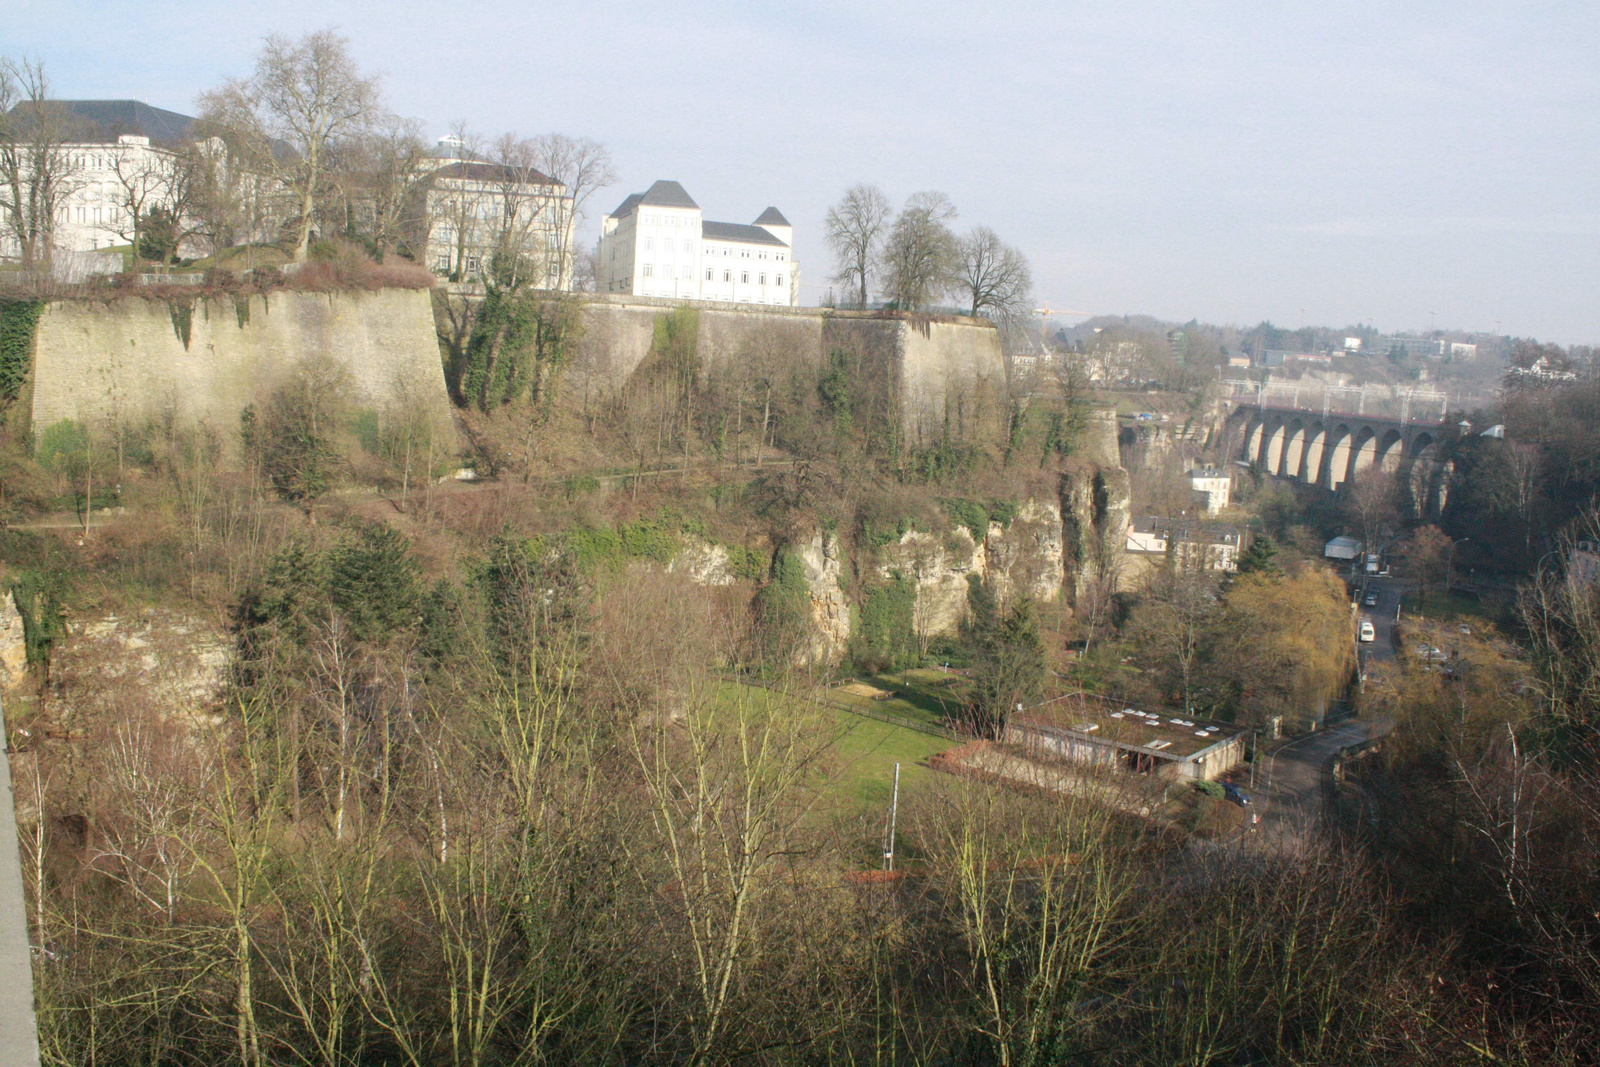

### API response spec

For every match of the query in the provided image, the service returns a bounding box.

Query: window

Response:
[642,263,653,277]
[664,238,673,253]
[740,271,749,284]
[682,242,693,255]
[740,249,751,258]
[777,252,785,261]
[758,251,768,260]
[759,272,767,286]
[436,255,450,271]
[466,256,480,274]
[723,269,732,282]
[643,237,653,250]
[705,268,713,280]
[775,274,784,287]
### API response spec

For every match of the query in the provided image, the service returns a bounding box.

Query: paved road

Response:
[1356,575,1404,667]
[1250,717,1389,840]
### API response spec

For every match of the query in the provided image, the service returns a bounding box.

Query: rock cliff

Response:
[795,530,852,666]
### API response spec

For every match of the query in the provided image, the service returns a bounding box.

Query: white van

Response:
[1359,621,1376,643]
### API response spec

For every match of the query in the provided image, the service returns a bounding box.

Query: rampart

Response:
[23,289,1007,459]
[27,288,453,447]
[561,296,1008,451]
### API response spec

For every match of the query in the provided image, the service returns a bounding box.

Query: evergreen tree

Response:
[1237,534,1282,576]
[962,575,1045,738]
[327,521,420,641]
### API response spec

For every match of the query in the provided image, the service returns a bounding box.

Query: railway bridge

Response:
[1225,403,1452,515]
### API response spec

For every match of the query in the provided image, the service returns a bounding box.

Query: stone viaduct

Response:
[1225,403,1452,516]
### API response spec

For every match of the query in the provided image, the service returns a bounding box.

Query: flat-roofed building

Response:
[1006,698,1245,781]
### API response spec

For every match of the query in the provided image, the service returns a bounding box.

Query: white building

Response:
[1126,517,1242,575]
[1188,467,1231,515]
[0,101,200,264]
[596,180,798,305]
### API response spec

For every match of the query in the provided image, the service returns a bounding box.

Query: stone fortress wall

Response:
[26,289,1008,460]
[27,288,454,447]
[562,295,1009,451]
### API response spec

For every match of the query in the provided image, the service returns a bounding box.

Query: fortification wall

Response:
[562,296,1003,435]
[30,288,452,444]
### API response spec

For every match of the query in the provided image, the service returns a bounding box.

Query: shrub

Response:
[1195,778,1225,800]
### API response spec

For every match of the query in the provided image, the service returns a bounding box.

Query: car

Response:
[1223,783,1252,806]
[1415,645,1443,660]
[1359,621,1376,642]
[1363,591,1379,607]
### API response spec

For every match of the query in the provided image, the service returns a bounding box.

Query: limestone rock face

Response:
[0,592,27,689]
[983,498,1067,606]
[668,537,735,586]
[53,612,232,727]
[871,497,1070,641]
[795,530,851,666]
[876,527,986,641]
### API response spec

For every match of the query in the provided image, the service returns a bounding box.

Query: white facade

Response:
[596,181,798,306]
[1188,467,1231,514]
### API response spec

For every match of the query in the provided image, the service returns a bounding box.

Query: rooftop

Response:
[429,160,560,189]
[753,206,790,226]
[608,179,699,217]
[701,220,789,247]
[32,99,198,145]
[1129,516,1242,545]
[1016,697,1244,761]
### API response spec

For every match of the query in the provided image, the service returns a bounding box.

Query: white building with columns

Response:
[596,180,798,305]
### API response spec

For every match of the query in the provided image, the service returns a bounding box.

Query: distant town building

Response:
[1226,354,1251,369]
[1188,467,1231,515]
[417,137,575,288]
[1343,337,1363,351]
[1126,516,1242,575]
[1507,355,1577,383]
[596,180,798,305]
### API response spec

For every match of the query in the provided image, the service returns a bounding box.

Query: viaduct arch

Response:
[1226,404,1449,516]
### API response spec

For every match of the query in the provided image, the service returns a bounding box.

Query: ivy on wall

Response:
[0,299,44,403]
[456,292,584,412]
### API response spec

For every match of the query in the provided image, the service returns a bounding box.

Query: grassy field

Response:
[827,667,968,728]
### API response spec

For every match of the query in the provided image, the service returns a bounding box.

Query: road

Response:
[1246,716,1390,841]
[1356,574,1403,667]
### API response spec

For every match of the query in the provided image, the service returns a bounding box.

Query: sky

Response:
[6,0,1598,342]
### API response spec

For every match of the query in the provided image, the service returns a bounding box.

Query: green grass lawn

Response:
[829,710,957,808]
[828,667,968,728]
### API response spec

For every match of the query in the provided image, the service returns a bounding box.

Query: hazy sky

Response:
[7,1,1598,341]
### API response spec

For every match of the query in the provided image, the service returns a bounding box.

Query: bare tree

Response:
[823,183,891,308]
[1344,468,1400,556]
[956,226,1032,326]
[881,190,959,312]
[343,112,431,259]
[199,30,382,261]
[529,133,615,291]
[105,142,175,269]
[0,56,82,270]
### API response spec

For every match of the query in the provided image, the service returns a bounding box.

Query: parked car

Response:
[1359,621,1376,642]
[1223,783,1252,806]
[1363,590,1379,607]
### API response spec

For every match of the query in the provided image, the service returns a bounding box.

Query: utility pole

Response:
[1249,728,1258,789]
[883,763,901,872]
[0,688,42,1066]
